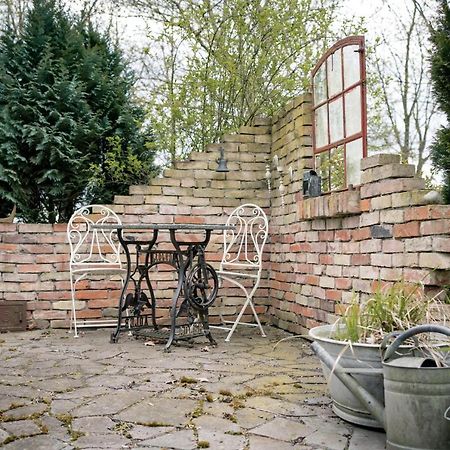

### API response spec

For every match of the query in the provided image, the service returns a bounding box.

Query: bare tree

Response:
[370,1,438,176]
[0,0,30,33]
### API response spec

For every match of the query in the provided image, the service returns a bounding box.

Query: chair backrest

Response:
[220,203,268,274]
[67,204,122,269]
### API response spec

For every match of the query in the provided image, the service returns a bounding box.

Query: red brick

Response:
[326,290,342,301]
[360,199,371,212]
[76,309,102,319]
[336,278,352,290]
[0,253,35,263]
[319,230,334,241]
[335,230,351,241]
[405,206,430,222]
[20,263,54,273]
[20,244,55,254]
[38,291,71,300]
[305,275,319,286]
[88,299,118,308]
[382,240,405,253]
[380,268,403,281]
[351,254,370,265]
[393,222,420,238]
[420,219,449,236]
[0,224,17,232]
[18,224,53,233]
[430,205,450,219]
[26,301,52,310]
[319,254,333,264]
[360,266,380,279]
[53,224,67,232]
[352,227,371,241]
[33,310,67,320]
[0,243,18,252]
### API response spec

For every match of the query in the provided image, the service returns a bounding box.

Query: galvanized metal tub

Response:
[309,324,385,428]
[383,325,450,450]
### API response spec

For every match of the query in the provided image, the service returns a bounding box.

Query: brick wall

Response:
[0,119,272,329]
[1,92,449,333]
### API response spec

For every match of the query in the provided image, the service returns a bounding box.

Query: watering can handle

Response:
[383,324,450,362]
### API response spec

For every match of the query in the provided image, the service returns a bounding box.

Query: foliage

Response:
[131,0,349,164]
[0,0,157,223]
[334,282,430,343]
[86,135,155,200]
[429,0,450,203]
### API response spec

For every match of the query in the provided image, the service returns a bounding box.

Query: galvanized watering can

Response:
[312,325,450,450]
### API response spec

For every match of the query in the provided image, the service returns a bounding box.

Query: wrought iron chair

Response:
[67,204,126,337]
[214,203,269,341]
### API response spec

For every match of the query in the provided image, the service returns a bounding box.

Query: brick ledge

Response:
[299,188,361,220]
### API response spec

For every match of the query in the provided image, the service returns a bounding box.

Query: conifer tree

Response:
[430,0,450,203]
[0,0,156,222]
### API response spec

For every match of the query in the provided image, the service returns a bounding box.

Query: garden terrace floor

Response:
[0,327,386,449]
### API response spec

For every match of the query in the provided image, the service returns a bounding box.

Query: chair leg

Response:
[225,296,251,342]
[69,274,79,338]
[248,298,266,337]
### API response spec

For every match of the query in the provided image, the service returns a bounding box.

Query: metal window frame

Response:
[311,36,367,191]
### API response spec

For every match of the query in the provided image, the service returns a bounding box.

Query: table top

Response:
[92,223,234,231]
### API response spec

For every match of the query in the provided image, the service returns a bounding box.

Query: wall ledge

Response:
[298,188,361,220]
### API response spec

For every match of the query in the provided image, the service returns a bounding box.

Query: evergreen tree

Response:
[0,0,156,222]
[430,0,450,203]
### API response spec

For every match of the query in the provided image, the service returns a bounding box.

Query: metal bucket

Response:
[309,325,385,428]
[383,325,450,450]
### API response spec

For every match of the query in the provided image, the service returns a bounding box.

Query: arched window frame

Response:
[312,36,367,192]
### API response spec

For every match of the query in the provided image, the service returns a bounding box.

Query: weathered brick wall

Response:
[1,92,450,333]
[0,119,272,329]
[268,96,450,333]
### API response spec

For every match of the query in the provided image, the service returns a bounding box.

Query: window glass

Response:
[327,50,342,97]
[313,63,327,105]
[315,152,330,193]
[346,139,363,186]
[330,146,345,190]
[343,44,360,88]
[315,104,328,148]
[345,86,362,136]
[329,97,344,143]
[312,37,366,190]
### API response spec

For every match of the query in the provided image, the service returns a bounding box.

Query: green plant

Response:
[334,282,432,343]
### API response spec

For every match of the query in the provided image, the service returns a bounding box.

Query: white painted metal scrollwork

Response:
[214,203,268,341]
[67,205,125,337]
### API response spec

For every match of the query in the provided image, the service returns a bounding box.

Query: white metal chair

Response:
[67,204,126,337]
[214,203,269,341]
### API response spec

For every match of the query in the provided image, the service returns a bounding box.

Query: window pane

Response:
[315,152,330,192]
[313,63,327,104]
[327,50,342,97]
[343,44,361,89]
[344,86,362,136]
[315,104,328,148]
[346,138,363,186]
[330,146,345,190]
[329,97,344,143]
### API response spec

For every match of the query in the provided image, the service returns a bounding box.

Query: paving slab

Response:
[142,428,197,449]
[0,327,387,449]
[249,416,316,442]
[1,419,41,437]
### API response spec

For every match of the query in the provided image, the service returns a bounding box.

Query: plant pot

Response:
[309,324,385,428]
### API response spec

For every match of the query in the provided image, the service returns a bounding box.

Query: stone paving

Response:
[0,327,386,449]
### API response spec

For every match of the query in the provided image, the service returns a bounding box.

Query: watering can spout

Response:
[311,341,387,430]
